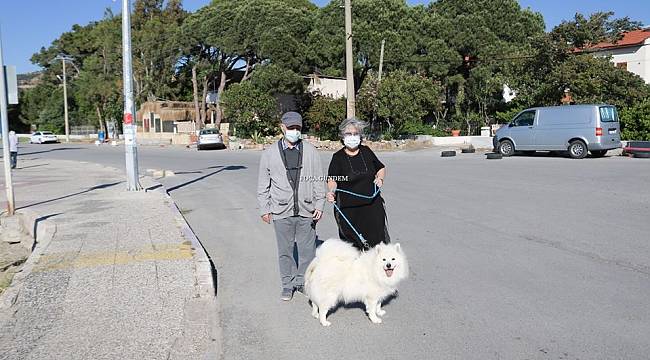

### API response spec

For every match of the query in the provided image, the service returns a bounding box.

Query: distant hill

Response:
[17,71,42,90]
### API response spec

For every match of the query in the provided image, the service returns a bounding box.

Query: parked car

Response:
[30,131,59,144]
[493,104,621,159]
[197,129,224,150]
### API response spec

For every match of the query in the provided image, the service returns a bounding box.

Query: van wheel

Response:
[498,140,515,157]
[591,150,607,158]
[568,140,588,159]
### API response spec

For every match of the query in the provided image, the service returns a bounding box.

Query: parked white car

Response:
[30,131,59,144]
[197,129,224,150]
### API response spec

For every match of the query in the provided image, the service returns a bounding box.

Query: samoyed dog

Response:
[304,239,408,326]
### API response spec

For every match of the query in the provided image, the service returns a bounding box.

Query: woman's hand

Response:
[326,191,336,203]
[373,177,384,188]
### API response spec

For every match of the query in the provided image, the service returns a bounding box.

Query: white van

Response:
[493,105,622,159]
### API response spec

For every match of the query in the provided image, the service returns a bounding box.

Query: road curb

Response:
[0,210,57,310]
[144,179,222,359]
[143,179,217,299]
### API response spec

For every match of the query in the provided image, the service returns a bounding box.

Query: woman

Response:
[327,118,389,250]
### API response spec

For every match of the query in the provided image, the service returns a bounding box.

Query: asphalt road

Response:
[7,143,650,360]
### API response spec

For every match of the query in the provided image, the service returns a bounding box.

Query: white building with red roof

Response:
[584,29,650,84]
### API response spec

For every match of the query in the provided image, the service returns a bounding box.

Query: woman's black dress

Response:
[327,145,390,249]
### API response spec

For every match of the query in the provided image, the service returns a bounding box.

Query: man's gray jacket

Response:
[257,140,326,220]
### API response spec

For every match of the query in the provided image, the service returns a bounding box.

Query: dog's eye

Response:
[391,258,395,261]
[382,258,386,261]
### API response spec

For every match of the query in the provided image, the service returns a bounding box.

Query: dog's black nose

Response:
[386,263,392,269]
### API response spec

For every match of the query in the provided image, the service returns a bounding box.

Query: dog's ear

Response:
[374,244,382,254]
[395,243,401,252]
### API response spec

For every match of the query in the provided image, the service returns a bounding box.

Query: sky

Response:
[0,0,649,74]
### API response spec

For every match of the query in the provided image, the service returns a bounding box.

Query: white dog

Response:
[304,239,408,326]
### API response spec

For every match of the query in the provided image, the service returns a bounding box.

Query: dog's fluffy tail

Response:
[305,239,359,295]
[315,238,360,261]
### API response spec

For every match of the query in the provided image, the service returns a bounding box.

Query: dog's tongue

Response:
[385,269,394,277]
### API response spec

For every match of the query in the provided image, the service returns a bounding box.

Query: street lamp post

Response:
[122,0,140,191]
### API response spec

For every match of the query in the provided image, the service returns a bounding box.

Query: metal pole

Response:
[122,0,140,191]
[371,39,385,135]
[378,39,385,82]
[0,27,15,215]
[344,0,355,118]
[62,58,70,142]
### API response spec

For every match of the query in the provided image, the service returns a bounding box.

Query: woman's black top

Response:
[327,145,389,249]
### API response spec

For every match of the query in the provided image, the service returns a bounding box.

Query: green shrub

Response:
[620,101,650,141]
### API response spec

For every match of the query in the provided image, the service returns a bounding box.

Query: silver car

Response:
[197,129,224,150]
[493,105,621,159]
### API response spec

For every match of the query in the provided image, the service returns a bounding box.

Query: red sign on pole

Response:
[124,113,133,125]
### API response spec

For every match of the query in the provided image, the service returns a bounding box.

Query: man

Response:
[9,131,18,169]
[257,112,326,301]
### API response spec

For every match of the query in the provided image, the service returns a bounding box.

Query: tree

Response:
[220,82,279,137]
[307,0,424,85]
[358,70,441,136]
[551,11,643,48]
[132,0,187,103]
[305,97,346,140]
[177,0,314,128]
[620,100,650,141]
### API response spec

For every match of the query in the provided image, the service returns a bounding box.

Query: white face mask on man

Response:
[285,129,301,143]
[343,134,361,149]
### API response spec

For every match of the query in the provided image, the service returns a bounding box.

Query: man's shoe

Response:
[281,288,293,301]
[294,285,306,297]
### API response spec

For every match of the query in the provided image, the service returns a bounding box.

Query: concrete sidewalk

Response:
[0,158,218,359]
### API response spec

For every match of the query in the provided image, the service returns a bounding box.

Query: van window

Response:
[513,111,536,127]
[599,106,618,123]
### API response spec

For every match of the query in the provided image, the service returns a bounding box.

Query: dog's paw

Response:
[369,316,382,324]
[311,310,319,319]
[376,309,386,316]
[320,320,332,327]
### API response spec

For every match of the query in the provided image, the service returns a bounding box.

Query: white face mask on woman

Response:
[343,134,361,149]
[285,129,301,143]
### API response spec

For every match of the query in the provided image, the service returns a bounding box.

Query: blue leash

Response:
[332,184,381,250]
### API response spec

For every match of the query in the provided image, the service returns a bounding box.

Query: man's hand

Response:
[326,191,336,203]
[261,213,272,224]
[312,209,323,221]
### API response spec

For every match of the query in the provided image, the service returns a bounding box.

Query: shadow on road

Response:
[17,181,123,210]
[166,165,247,193]
[15,147,83,157]
[17,164,49,170]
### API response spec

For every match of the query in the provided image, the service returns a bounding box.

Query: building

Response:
[306,74,347,99]
[584,29,650,84]
[136,101,197,133]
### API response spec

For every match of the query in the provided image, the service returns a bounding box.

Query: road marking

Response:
[32,243,193,272]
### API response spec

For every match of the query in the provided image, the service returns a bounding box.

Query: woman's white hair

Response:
[338,117,368,139]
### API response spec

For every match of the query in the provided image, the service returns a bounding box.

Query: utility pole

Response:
[122,0,140,191]
[344,0,355,119]
[61,57,70,142]
[378,39,385,82]
[0,27,15,215]
[371,39,385,134]
[53,55,73,142]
